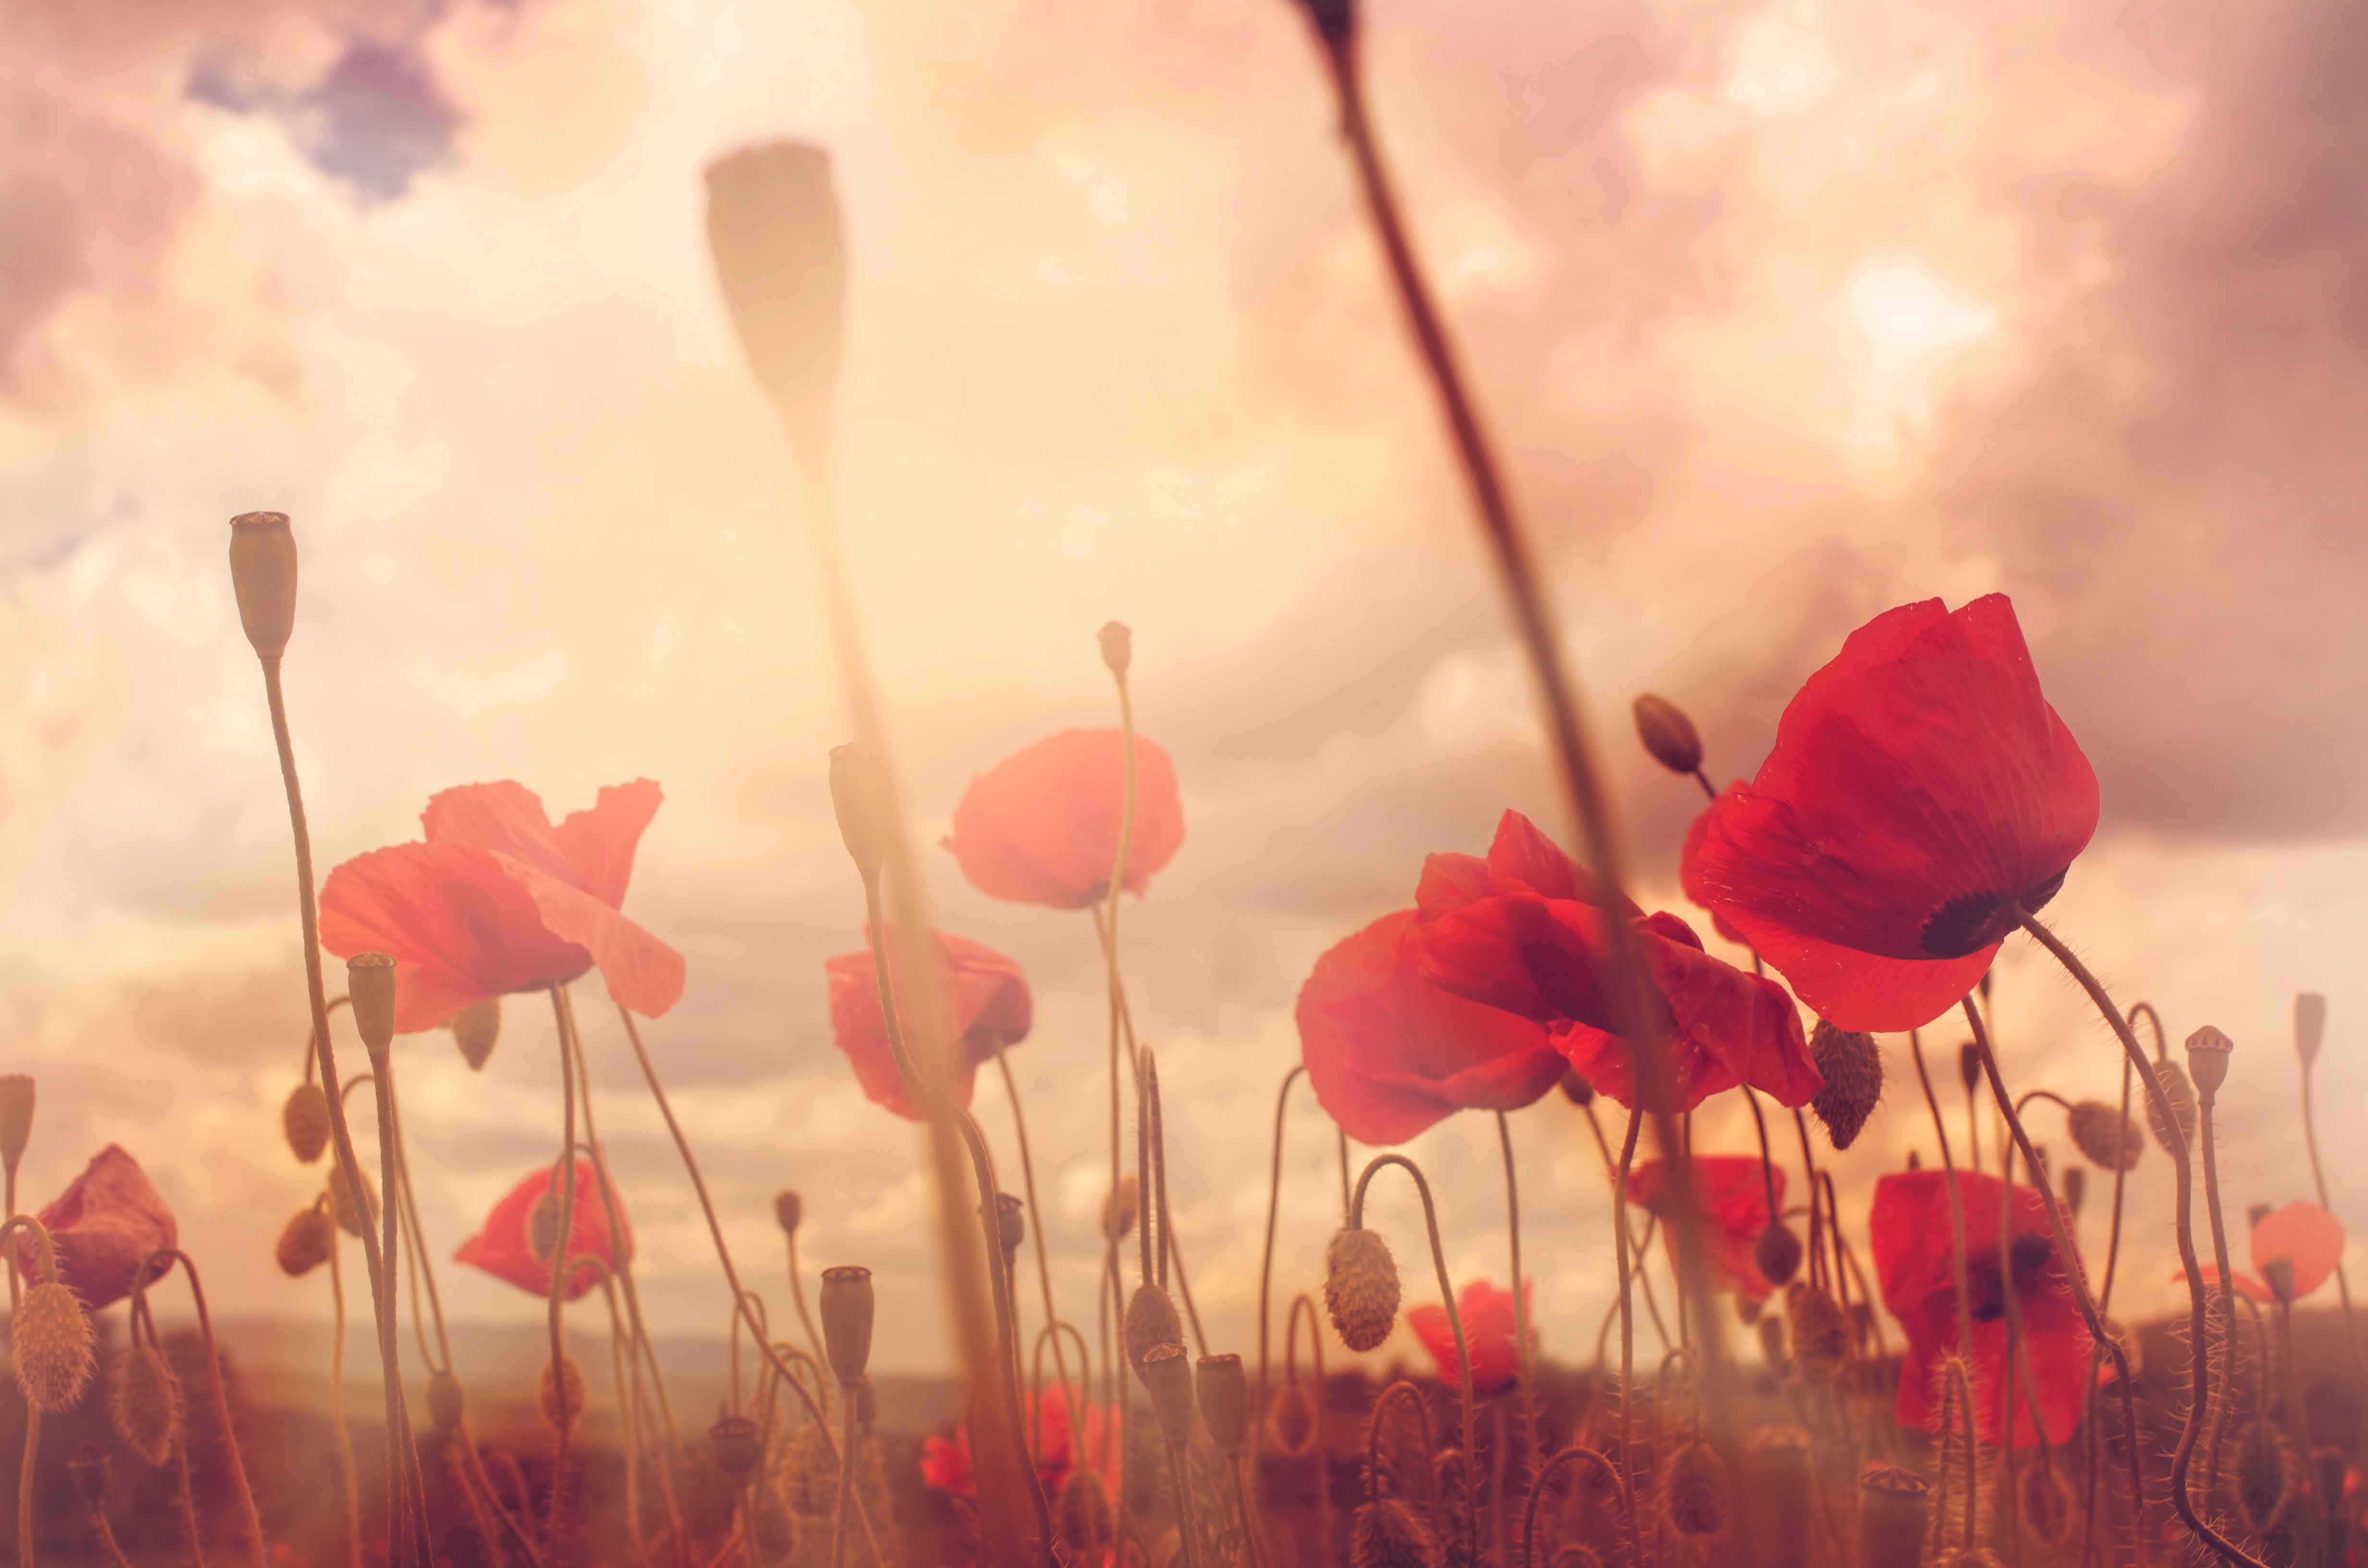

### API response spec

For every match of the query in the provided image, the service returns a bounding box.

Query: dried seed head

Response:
[774,1189,803,1236]
[1855,1463,1930,1568]
[2066,1101,2144,1172]
[2297,993,2328,1067]
[1956,1041,1983,1095]
[996,1193,1026,1261]
[1196,1352,1250,1455]
[346,953,397,1056]
[1787,1285,1850,1383]
[68,1442,109,1506]
[1349,1499,1437,1568]
[1099,621,1134,679]
[110,1342,182,1464]
[1558,1070,1596,1107]
[329,1163,377,1238]
[1059,1471,1116,1561]
[2185,1024,2234,1098]
[1754,1222,1803,1287]
[1756,1312,1788,1373]
[1663,1438,1732,1537]
[527,1191,564,1265]
[1102,1174,1139,1241]
[538,1354,587,1436]
[1140,1342,1196,1443]
[826,743,887,881]
[710,1412,763,1477]
[1807,1022,1883,1149]
[1268,1382,1318,1456]
[1631,694,1704,776]
[2144,1056,2197,1152]
[0,1076,35,1172]
[227,511,298,660]
[2062,1165,2086,1217]
[1324,1228,1401,1352]
[2018,1462,2074,1545]
[703,141,847,419]
[1124,1283,1183,1373]
[282,1081,331,1165]
[275,1206,333,1277]
[13,1281,93,1414]
[427,1370,466,1435]
[782,1423,839,1514]
[819,1264,875,1385]
[450,998,501,1071]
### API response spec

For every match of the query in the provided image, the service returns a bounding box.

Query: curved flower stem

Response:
[132,1248,268,1568]
[1580,1102,1671,1351]
[1608,1106,1646,1568]
[1495,1112,1540,1482]
[1350,1153,1481,1552]
[785,1229,827,1389]
[1365,1380,1434,1504]
[1739,1086,1782,1252]
[1788,1108,1826,1292]
[2197,1080,2241,1521]
[323,1211,363,1568]
[1282,1291,1335,1553]
[1908,1030,1977,1357]
[1520,1446,1624,1568]
[2015,918,2264,1568]
[1258,1064,1310,1456]
[541,985,585,1548]
[362,1048,433,1560]
[994,1046,1083,1453]
[126,1293,210,1568]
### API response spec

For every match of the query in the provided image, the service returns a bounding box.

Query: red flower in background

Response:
[944,729,1185,908]
[1871,1169,2091,1448]
[321,780,684,1032]
[1626,1154,1786,1303]
[1407,811,1820,1112]
[1407,1279,1534,1396]
[1690,597,2099,1032]
[825,930,1033,1121]
[16,1146,176,1309]
[454,1153,633,1301]
[2179,1200,2346,1303]
[920,1384,1116,1500]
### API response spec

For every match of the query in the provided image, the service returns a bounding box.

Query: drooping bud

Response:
[1124,1284,1184,1374]
[110,1343,183,1465]
[1754,1223,1803,1288]
[1098,622,1133,680]
[451,997,501,1071]
[283,1080,331,1164]
[1102,1174,1140,1241]
[2232,1418,2295,1532]
[0,1076,34,1173]
[1324,1227,1401,1352]
[1558,1070,1596,1107]
[68,1443,109,1506]
[1855,1464,1930,1568]
[2062,1166,2086,1219]
[2185,1024,2234,1098]
[1956,1041,1983,1096]
[346,953,397,1058]
[996,1193,1026,1263]
[276,1206,333,1277]
[538,1354,588,1436]
[12,1280,92,1414]
[819,1264,874,1385]
[2018,1462,2073,1545]
[1268,1382,1318,1456]
[2065,1101,2142,1172]
[527,1190,564,1265]
[1349,1499,1437,1568]
[1662,1438,1732,1537]
[1808,1022,1882,1150]
[1141,1342,1196,1444]
[703,142,847,423]
[1196,1352,1250,1455]
[710,1412,764,1477]
[2296,993,2328,1068]
[1787,1284,1850,1383]
[227,512,298,660]
[774,1189,803,1236]
[427,1369,466,1435]
[1631,694,1704,777]
[329,1162,377,1238]
[1058,1472,1116,1562]
[826,744,887,882]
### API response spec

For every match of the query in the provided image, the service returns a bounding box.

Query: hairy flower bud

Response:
[13,1281,92,1414]
[996,1192,1026,1263]
[276,1206,333,1277]
[2066,1101,2144,1172]
[0,1076,34,1173]
[1102,1174,1140,1242]
[346,953,397,1057]
[1141,1342,1196,1444]
[451,997,501,1071]
[538,1354,587,1436]
[1196,1352,1250,1455]
[819,1264,875,1385]
[1325,1228,1401,1352]
[1558,1070,1596,1107]
[1631,694,1705,777]
[710,1412,763,1477]
[1125,1284,1184,1374]
[1059,1472,1116,1561]
[109,1343,182,1464]
[2185,1024,2234,1098]
[2144,1057,2197,1153]
[68,1443,108,1506]
[227,511,298,660]
[826,743,887,882]
[427,1369,466,1435]
[774,1189,803,1236]
[1808,1023,1882,1149]
[1350,1499,1437,1568]
[329,1162,377,1239]
[2297,992,2328,1067]
[1856,1463,1929,1568]
[1787,1284,1850,1383]
[1754,1222,1803,1288]
[1662,1438,1732,1537]
[283,1080,331,1164]
[1099,621,1133,680]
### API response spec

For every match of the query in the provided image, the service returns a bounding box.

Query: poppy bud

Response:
[227,511,298,661]
[2262,1257,2298,1305]
[2297,993,2328,1067]
[1349,1499,1435,1568]
[1558,1070,1596,1107]
[2143,1057,2196,1152]
[1807,1022,1882,1150]
[1268,1381,1318,1456]
[1956,1041,1982,1096]
[1141,1341,1196,1444]
[526,1189,565,1265]
[1196,1352,1250,1455]
[329,1162,377,1238]
[68,1443,108,1506]
[2066,1101,2142,1172]
[2018,1462,2073,1545]
[1787,1284,1850,1384]
[1855,1463,1930,1568]
[1756,1312,1788,1374]
[1102,1174,1140,1241]
[2233,1418,2295,1532]
[539,1354,587,1436]
[1324,1227,1400,1353]
[1631,693,1705,776]
[826,743,888,882]
[451,997,501,1071]
[703,142,846,424]
[1753,1222,1803,1288]
[2062,1166,2086,1219]
[279,1080,329,1165]
[110,1343,183,1465]
[2185,1024,2234,1098]
[819,1264,874,1385]
[1125,1283,1184,1374]
[427,1369,466,1435]
[1099,621,1133,680]
[1058,1472,1116,1561]
[346,953,397,1058]
[276,1206,333,1277]
[1662,1438,1732,1537]
[0,1075,33,1173]
[996,1192,1026,1262]
[710,1411,763,1476]
[12,1280,92,1414]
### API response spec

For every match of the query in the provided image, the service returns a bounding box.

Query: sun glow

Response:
[1844,256,1997,443]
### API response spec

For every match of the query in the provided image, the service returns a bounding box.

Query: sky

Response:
[3,0,2367,1381]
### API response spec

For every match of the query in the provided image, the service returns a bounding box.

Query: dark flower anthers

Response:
[321,779,684,1031]
[1406,1278,1533,1396]
[15,1146,176,1309]
[1871,1168,2091,1447]
[454,1154,633,1301]
[1627,1154,1787,1302]
[1690,596,2099,1031]
[824,929,1033,1121]
[943,729,1185,909]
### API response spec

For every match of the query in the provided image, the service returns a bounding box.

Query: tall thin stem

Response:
[1257,1064,1308,1454]
[325,1211,362,1568]
[1908,1030,1976,1357]
[364,1050,430,1561]
[994,1045,1082,1452]
[2197,1084,2240,1521]
[543,985,582,1542]
[132,1249,269,1568]
[2297,1042,2366,1382]
[1495,1111,1539,1476]
[1609,1106,1646,1568]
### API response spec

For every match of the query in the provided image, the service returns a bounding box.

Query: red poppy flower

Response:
[1870,1168,2091,1448]
[1679,782,1750,948]
[919,1384,1116,1499]
[1626,1154,1786,1302]
[1690,597,2099,1032]
[1297,908,1568,1146]
[824,930,1033,1122]
[14,1146,176,1309]
[943,729,1185,908]
[1406,810,1820,1113]
[453,1153,632,1301]
[2177,1200,2345,1303]
[321,780,685,1032]
[1406,1279,1534,1396]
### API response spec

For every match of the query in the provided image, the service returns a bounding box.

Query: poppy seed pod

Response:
[450,997,501,1071]
[1558,1070,1595,1107]
[0,1075,33,1172]
[2233,1418,2295,1532]
[1632,693,1705,776]
[703,141,846,422]
[2185,1024,2234,1098]
[282,1080,330,1164]
[275,1205,333,1277]
[1102,1174,1140,1241]
[68,1442,108,1506]
[12,1281,92,1413]
[346,953,398,1057]
[2143,1056,2197,1152]
[2062,1165,2086,1219]
[819,1264,874,1385]
[1808,1022,1883,1149]
[1956,1041,1983,1095]
[227,511,298,660]
[1349,1499,1437,1568]
[1662,1437,1733,1538]
[1855,1463,1930,1568]
[1099,621,1133,680]
[1324,1227,1401,1352]
[109,1343,183,1465]
[826,743,887,882]
[1787,1284,1850,1383]
[710,1411,763,1477]
[328,1162,377,1238]
[1140,1341,1196,1443]
[1268,1381,1318,1456]
[1754,1222,1803,1288]
[427,1369,466,1435]
[1124,1283,1184,1373]
[774,1189,803,1235]
[2066,1101,2143,1172]
[996,1192,1026,1261]
[2297,992,2328,1067]
[1196,1352,1250,1455]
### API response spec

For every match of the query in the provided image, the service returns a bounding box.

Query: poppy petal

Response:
[421,782,574,882]
[2250,1202,2346,1300]
[494,856,686,1019]
[553,779,665,910]
[452,1154,632,1300]
[321,843,592,1031]
[944,729,1185,908]
[17,1147,177,1310]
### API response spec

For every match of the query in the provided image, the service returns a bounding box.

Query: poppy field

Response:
[7,1,2359,1568]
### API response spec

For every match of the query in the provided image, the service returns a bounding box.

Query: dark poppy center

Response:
[1919,869,2070,958]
